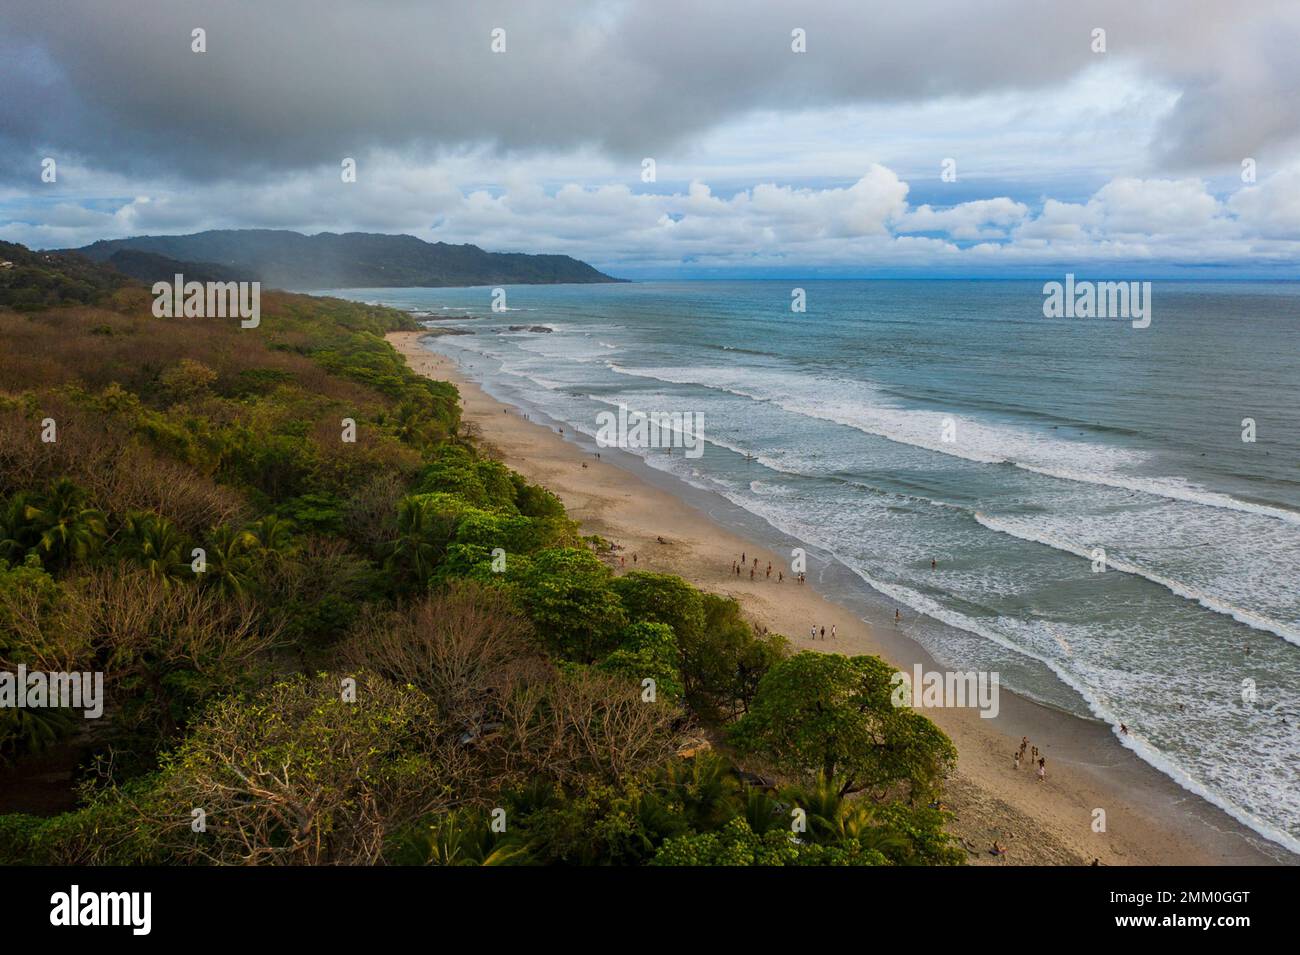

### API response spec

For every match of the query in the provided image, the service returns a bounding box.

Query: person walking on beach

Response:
[778,571,783,583]
[820,626,825,640]
[750,567,755,580]
[1013,751,1021,771]
[894,608,901,623]
[830,624,836,640]
[766,562,771,579]
[1036,758,1046,782]
[810,625,817,641]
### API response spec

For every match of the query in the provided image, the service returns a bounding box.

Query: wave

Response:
[973,513,1300,646]
[521,373,1300,649]
[606,363,1300,526]
[1009,463,1300,526]
[698,419,1300,646]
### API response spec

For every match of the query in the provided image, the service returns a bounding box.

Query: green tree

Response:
[730,652,956,799]
[678,592,788,718]
[611,572,705,643]
[517,548,626,661]
[158,358,217,404]
[598,620,684,701]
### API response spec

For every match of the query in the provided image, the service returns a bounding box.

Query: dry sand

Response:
[389,330,1286,866]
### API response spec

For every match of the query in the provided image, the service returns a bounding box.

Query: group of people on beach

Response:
[1014,736,1047,781]
[809,623,836,641]
[730,551,804,585]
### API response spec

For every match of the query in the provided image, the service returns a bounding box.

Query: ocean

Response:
[330,279,1300,854]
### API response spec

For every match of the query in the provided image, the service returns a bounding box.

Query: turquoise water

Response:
[332,280,1300,852]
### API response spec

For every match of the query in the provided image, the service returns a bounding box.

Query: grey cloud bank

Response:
[3,0,1299,176]
[1,0,1299,275]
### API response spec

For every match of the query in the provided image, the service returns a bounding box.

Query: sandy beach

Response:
[389,330,1287,866]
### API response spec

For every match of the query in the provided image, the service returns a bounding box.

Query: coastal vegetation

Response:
[0,245,960,865]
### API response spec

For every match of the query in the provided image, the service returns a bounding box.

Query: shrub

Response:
[133,673,467,865]
[342,581,544,730]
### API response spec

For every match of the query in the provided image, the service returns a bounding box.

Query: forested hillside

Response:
[0,246,958,866]
[74,230,622,290]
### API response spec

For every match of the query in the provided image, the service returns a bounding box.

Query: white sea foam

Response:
[974,512,1300,645]
[608,363,1300,525]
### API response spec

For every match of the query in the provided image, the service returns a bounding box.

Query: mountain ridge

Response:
[71,229,623,290]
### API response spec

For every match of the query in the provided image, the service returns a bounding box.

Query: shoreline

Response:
[389,330,1289,866]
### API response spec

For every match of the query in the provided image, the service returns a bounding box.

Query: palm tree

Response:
[202,523,259,596]
[117,511,186,581]
[420,810,530,866]
[0,707,78,766]
[0,492,41,563]
[742,788,787,835]
[385,498,455,585]
[22,478,107,569]
[658,751,739,831]
[247,514,296,557]
[782,778,908,858]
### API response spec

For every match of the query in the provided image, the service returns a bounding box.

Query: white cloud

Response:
[898,198,1030,240]
[1090,178,1224,236]
[8,161,1298,275]
[1228,166,1300,239]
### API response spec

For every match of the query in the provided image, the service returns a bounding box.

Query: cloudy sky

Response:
[2,0,1299,277]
